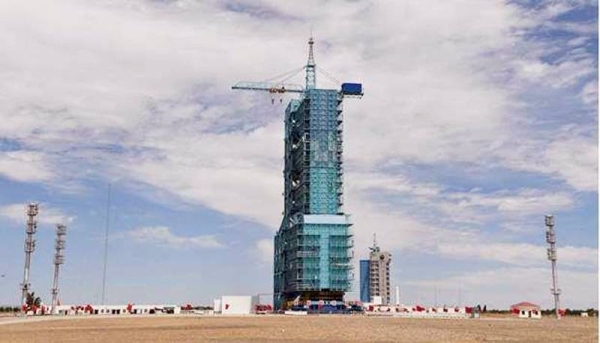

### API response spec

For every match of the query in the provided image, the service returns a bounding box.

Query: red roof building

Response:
[510,301,541,319]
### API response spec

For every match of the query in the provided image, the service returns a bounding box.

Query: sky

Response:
[0,0,597,309]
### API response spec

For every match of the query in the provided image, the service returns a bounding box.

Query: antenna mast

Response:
[369,233,380,253]
[21,203,39,308]
[51,224,67,314]
[305,37,316,90]
[545,214,561,319]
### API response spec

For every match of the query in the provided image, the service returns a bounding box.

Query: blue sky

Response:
[0,0,597,309]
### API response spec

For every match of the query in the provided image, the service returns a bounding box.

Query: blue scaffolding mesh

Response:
[274,89,353,310]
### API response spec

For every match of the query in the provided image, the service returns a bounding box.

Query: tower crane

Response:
[231,37,363,101]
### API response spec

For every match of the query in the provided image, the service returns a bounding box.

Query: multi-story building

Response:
[273,38,355,310]
[359,237,392,305]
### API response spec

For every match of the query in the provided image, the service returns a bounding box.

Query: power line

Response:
[101,183,111,305]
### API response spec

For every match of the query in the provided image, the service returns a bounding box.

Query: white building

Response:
[220,296,258,315]
[510,301,542,319]
[367,237,392,305]
[213,298,222,314]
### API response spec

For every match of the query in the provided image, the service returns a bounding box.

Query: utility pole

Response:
[51,224,67,314]
[101,183,111,305]
[21,203,39,309]
[545,214,561,320]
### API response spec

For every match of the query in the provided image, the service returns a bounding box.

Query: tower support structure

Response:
[51,224,67,314]
[274,87,353,310]
[231,38,362,311]
[545,214,561,319]
[21,203,39,308]
[273,39,357,310]
[305,37,316,90]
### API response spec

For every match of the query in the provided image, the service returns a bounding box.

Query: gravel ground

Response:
[0,315,596,342]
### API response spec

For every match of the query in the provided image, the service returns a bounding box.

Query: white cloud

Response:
[0,0,593,209]
[348,172,441,197]
[500,129,597,192]
[0,151,54,182]
[544,136,598,191]
[404,267,598,309]
[0,203,74,226]
[127,226,223,249]
[255,238,274,264]
[581,79,598,106]
[346,169,577,231]
[348,198,596,270]
[446,189,575,216]
[514,58,596,88]
[436,242,597,268]
[345,184,594,269]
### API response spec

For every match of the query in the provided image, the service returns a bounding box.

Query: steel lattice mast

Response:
[305,37,316,90]
[545,214,561,319]
[51,224,67,314]
[21,203,39,307]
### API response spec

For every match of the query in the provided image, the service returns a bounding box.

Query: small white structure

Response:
[363,304,469,318]
[94,305,129,315]
[131,305,180,315]
[213,299,222,314]
[53,304,180,316]
[284,310,308,316]
[220,296,258,315]
[510,301,542,319]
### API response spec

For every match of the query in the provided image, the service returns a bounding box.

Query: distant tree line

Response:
[477,306,598,317]
[540,308,598,317]
[1,305,217,312]
[0,306,20,313]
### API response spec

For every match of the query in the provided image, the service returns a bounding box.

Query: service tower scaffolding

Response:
[21,203,39,307]
[51,224,67,314]
[545,215,561,319]
[232,38,363,310]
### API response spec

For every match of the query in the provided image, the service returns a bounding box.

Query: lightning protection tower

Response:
[545,214,561,319]
[232,38,363,310]
[51,224,67,314]
[21,203,39,308]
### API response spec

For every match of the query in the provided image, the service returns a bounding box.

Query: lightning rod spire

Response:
[305,37,316,90]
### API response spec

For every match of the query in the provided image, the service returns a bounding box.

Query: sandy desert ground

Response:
[0,315,597,342]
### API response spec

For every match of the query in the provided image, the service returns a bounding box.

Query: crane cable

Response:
[316,66,342,86]
[261,66,305,84]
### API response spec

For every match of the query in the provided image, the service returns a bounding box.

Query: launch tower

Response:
[232,38,362,310]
